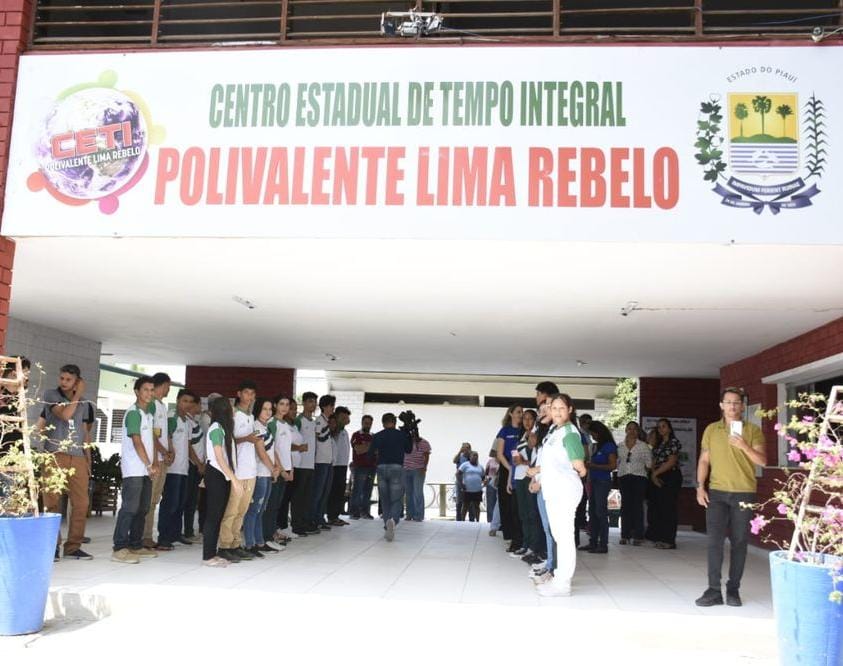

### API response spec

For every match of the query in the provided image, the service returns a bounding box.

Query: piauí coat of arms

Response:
[695,90,825,214]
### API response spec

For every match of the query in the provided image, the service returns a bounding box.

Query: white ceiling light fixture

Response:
[232,295,257,310]
[576,360,587,367]
[620,301,639,317]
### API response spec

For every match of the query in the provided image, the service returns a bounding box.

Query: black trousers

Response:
[497,466,522,548]
[278,477,293,530]
[291,467,314,532]
[263,477,286,539]
[202,465,230,561]
[327,465,348,521]
[183,462,206,537]
[648,468,682,546]
[706,490,755,592]
[618,474,648,540]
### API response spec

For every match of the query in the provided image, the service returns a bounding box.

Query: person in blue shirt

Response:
[370,413,413,541]
[580,420,618,554]
[495,404,525,554]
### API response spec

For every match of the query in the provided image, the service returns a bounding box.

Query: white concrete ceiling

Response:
[9,237,843,378]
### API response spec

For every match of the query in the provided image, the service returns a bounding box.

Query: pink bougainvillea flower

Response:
[777,503,789,515]
[750,515,769,535]
[787,449,802,462]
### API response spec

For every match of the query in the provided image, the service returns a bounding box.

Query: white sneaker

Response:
[531,561,547,572]
[265,541,285,552]
[528,567,548,579]
[537,581,571,597]
[533,571,554,585]
[385,518,395,542]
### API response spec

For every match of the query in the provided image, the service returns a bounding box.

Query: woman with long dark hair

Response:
[202,397,243,567]
[242,397,279,557]
[617,420,652,545]
[649,418,683,549]
[263,395,294,548]
[581,420,617,553]
[514,408,543,563]
[495,404,524,553]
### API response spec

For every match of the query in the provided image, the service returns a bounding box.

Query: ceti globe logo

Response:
[26,71,165,215]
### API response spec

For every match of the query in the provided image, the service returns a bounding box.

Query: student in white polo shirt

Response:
[264,395,294,546]
[311,394,336,531]
[157,389,198,549]
[243,396,281,557]
[143,372,173,550]
[291,391,317,536]
[218,381,258,561]
[112,376,159,564]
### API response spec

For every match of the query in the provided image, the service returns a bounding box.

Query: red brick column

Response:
[185,366,295,401]
[0,0,33,351]
[639,377,721,531]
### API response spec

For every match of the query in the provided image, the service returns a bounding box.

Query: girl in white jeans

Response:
[528,394,587,596]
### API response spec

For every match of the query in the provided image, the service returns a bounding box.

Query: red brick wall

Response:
[0,0,30,352]
[720,316,843,548]
[185,365,295,401]
[639,377,722,531]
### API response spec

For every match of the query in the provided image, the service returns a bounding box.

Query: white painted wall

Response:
[6,316,102,426]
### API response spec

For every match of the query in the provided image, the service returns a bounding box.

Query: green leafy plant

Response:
[695,99,727,182]
[605,378,638,430]
[749,392,843,603]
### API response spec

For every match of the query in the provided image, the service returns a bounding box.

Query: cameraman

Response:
[402,414,430,522]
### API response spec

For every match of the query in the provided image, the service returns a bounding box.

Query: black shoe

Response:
[318,523,331,530]
[695,588,724,607]
[64,549,94,560]
[506,544,519,553]
[362,514,374,520]
[218,549,241,563]
[577,544,596,552]
[248,546,265,559]
[726,590,743,607]
[350,515,360,520]
[590,546,608,554]
[176,537,193,546]
[258,544,276,553]
[522,553,542,565]
[81,536,91,544]
[54,547,60,562]
[293,531,309,537]
[235,547,255,560]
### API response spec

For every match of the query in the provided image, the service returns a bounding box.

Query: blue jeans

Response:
[403,468,425,521]
[310,463,333,526]
[491,497,501,530]
[485,484,497,523]
[244,476,272,547]
[114,476,152,551]
[377,464,404,526]
[351,467,376,516]
[537,490,555,571]
[589,477,612,549]
[158,473,188,545]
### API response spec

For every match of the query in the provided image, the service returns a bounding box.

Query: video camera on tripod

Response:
[398,410,421,440]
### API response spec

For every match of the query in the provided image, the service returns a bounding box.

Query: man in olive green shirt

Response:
[695,387,767,608]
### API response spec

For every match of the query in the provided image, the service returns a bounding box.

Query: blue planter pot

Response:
[0,513,61,635]
[770,551,843,666]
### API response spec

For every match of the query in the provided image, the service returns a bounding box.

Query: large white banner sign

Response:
[3,46,840,241]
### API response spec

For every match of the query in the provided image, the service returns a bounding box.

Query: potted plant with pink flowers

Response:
[750,389,842,666]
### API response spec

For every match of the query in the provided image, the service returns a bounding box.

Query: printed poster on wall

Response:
[3,46,840,241]
[642,416,698,489]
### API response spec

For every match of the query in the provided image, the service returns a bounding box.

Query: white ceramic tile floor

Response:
[2,513,778,663]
